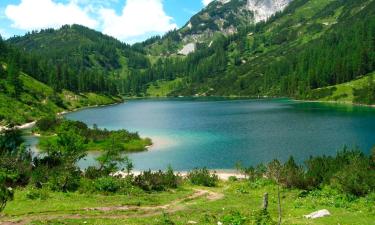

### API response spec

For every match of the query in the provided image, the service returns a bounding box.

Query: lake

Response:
[27,98,375,171]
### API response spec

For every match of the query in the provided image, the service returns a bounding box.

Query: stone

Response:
[304,209,331,219]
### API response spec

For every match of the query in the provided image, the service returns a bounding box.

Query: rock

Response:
[304,209,331,219]
[187,221,197,224]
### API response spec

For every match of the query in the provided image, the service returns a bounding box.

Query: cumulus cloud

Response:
[5,0,97,30]
[99,0,177,43]
[202,0,214,6]
[3,0,178,43]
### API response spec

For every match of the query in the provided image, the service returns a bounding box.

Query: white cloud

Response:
[202,0,214,6]
[99,0,177,43]
[5,0,97,30]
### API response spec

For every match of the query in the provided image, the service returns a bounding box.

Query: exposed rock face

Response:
[247,0,293,22]
[178,43,196,55]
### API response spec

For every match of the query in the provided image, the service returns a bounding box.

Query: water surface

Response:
[38,98,375,170]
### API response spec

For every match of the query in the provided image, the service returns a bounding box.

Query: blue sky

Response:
[0,0,213,43]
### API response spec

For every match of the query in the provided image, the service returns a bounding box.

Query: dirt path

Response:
[0,189,224,225]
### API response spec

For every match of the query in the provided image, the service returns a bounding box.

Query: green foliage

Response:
[0,172,14,212]
[134,168,181,192]
[331,155,374,196]
[221,211,248,225]
[187,168,219,187]
[353,76,375,105]
[157,212,175,225]
[93,177,121,193]
[262,147,375,196]
[280,156,305,189]
[0,129,32,186]
[252,209,277,225]
[25,187,49,200]
[37,118,151,153]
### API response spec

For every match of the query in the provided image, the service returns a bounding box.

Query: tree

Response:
[0,172,14,213]
[7,57,22,98]
[97,133,130,175]
[41,127,87,192]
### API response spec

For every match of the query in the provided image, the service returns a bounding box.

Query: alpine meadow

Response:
[0,0,374,224]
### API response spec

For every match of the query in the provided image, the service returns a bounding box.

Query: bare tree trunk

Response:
[277,184,282,225]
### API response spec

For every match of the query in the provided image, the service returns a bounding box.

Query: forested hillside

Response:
[3,0,375,104]
[127,0,375,104]
[7,24,150,95]
[0,36,121,125]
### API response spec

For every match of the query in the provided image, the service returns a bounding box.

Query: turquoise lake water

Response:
[33,98,375,171]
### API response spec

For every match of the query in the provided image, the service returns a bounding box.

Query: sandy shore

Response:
[113,170,246,181]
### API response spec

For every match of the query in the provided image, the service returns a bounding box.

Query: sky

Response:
[0,0,215,43]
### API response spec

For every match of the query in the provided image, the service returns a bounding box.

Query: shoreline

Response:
[0,99,124,133]
[126,95,375,108]
[293,99,375,108]
[114,170,246,181]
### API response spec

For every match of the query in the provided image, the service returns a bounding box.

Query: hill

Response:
[7,24,150,95]
[0,37,121,126]
[309,72,375,105]
[125,0,374,103]
[138,0,292,56]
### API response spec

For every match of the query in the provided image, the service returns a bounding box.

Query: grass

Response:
[146,78,187,97]
[38,136,152,153]
[309,72,375,104]
[0,71,122,126]
[1,180,374,224]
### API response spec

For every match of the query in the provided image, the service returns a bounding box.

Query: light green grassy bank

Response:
[1,180,374,225]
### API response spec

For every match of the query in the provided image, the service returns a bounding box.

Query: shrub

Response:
[25,187,49,200]
[331,156,375,196]
[35,116,60,133]
[280,156,305,189]
[156,212,175,225]
[252,209,276,225]
[221,211,248,225]
[84,166,107,179]
[134,168,181,192]
[0,173,14,212]
[48,166,82,192]
[187,168,219,187]
[228,176,238,182]
[93,177,121,193]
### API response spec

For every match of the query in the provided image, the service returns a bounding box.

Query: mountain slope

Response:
[139,0,293,56]
[133,0,374,104]
[0,38,121,126]
[7,24,150,95]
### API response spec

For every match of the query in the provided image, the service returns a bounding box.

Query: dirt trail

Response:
[0,189,224,225]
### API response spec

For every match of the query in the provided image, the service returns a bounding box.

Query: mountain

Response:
[7,24,150,95]
[130,0,374,105]
[3,0,375,105]
[139,0,293,56]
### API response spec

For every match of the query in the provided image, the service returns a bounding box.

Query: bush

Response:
[134,169,181,192]
[35,116,60,133]
[84,166,107,179]
[252,209,276,225]
[93,177,121,193]
[331,156,375,196]
[48,167,82,192]
[187,168,219,187]
[0,173,14,212]
[221,211,248,225]
[25,187,49,200]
